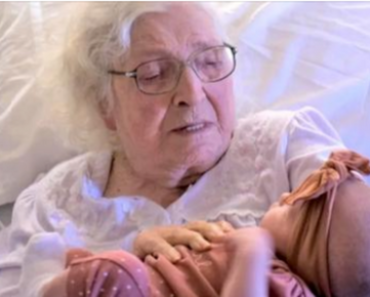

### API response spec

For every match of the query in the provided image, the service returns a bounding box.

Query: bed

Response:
[1,1,370,229]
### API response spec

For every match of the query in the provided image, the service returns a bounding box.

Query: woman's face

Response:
[106,3,235,187]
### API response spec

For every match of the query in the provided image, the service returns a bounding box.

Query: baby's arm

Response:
[220,228,315,297]
[220,228,273,297]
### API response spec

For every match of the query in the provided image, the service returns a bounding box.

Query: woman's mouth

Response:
[181,123,206,132]
[173,122,210,133]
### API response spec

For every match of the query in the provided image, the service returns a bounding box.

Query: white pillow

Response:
[220,1,370,183]
[0,3,79,206]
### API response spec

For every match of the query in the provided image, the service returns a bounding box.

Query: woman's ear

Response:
[99,100,117,131]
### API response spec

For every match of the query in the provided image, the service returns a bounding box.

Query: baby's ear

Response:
[99,100,117,131]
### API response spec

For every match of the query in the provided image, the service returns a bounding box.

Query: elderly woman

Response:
[1,2,370,297]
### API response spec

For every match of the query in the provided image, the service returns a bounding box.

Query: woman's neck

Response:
[103,151,188,208]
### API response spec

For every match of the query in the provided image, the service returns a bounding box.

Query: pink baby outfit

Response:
[66,249,150,297]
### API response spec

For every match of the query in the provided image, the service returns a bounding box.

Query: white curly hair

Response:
[42,2,227,152]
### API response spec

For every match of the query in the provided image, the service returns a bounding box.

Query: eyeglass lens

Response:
[135,46,235,94]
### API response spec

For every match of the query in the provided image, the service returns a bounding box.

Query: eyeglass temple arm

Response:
[223,42,237,55]
[108,70,137,77]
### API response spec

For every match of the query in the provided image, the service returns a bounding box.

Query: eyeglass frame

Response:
[108,43,237,95]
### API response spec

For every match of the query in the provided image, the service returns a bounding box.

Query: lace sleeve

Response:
[0,181,67,297]
[285,107,345,191]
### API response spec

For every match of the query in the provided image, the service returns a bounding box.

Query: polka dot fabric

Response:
[66,249,150,297]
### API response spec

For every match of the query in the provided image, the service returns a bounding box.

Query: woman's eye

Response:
[200,60,222,70]
[207,59,222,65]
[139,69,162,81]
[143,74,160,81]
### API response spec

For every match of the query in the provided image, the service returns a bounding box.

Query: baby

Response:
[43,227,313,297]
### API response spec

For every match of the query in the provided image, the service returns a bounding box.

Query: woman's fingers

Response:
[134,226,211,261]
[185,220,233,241]
[134,231,182,262]
[133,220,235,262]
[150,238,182,262]
[215,220,235,233]
[165,227,211,252]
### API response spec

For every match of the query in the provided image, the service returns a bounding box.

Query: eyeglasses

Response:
[108,44,237,95]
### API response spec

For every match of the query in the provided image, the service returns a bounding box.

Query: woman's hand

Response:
[133,220,234,262]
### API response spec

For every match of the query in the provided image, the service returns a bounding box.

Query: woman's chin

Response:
[170,126,229,154]
[176,143,227,175]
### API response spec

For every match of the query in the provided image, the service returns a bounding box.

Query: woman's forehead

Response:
[130,38,222,60]
[128,5,221,61]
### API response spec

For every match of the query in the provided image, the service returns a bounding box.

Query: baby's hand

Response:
[133,220,234,262]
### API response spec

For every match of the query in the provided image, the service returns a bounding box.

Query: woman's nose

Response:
[173,67,206,107]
